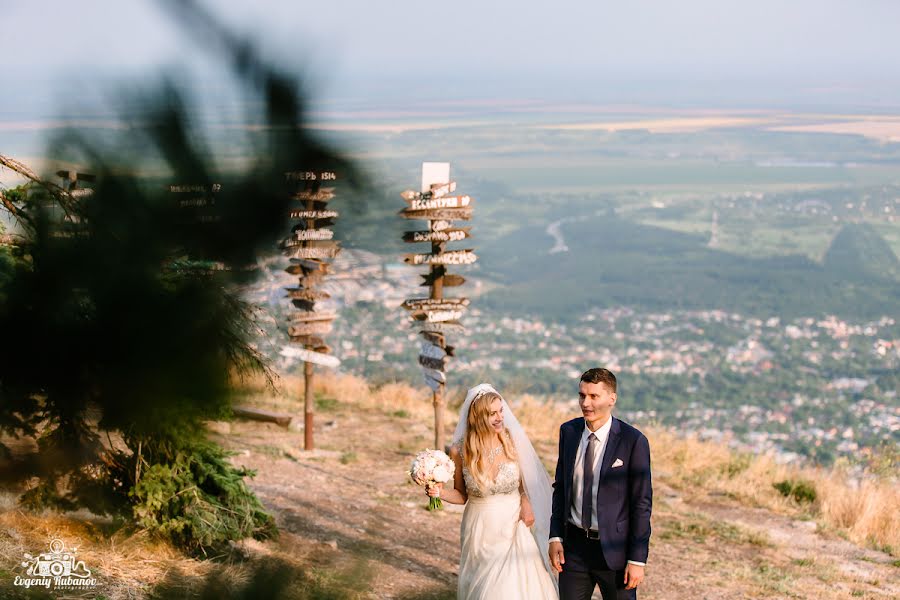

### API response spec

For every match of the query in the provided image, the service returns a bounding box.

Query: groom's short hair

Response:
[581,368,617,393]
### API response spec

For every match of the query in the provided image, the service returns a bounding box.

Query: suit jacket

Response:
[550,415,652,570]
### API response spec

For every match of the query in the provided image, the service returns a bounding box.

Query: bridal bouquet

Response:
[409,449,455,511]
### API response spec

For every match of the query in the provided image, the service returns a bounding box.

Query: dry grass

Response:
[645,425,899,554]
[817,471,899,553]
[0,492,213,598]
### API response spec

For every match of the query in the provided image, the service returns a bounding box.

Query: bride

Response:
[426,383,558,599]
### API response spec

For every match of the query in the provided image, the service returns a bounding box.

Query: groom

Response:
[549,368,652,600]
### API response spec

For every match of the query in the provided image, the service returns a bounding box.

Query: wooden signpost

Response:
[283,169,341,450]
[403,249,478,266]
[282,242,342,259]
[280,346,341,368]
[401,180,456,200]
[401,297,470,311]
[166,181,225,269]
[289,209,339,220]
[400,162,477,450]
[294,229,334,241]
[403,228,470,243]
[285,288,331,301]
[288,321,334,337]
[406,195,472,210]
[398,207,473,222]
[421,273,466,287]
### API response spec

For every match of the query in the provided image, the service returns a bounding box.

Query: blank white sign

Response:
[421,162,450,192]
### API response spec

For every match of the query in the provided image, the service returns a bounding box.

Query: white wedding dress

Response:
[457,449,558,600]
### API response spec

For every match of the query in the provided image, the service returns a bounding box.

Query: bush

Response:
[773,479,818,504]
[129,440,277,554]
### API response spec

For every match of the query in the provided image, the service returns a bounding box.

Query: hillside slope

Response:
[1,374,897,599]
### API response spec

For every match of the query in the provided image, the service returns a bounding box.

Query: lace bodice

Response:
[463,461,520,497]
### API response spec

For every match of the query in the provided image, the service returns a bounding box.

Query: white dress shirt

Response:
[550,416,646,567]
[571,417,612,531]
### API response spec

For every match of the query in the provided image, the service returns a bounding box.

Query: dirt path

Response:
[216,400,899,600]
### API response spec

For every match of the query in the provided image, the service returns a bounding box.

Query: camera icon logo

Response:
[23,539,92,579]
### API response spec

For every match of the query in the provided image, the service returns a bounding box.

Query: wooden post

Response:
[283,171,340,452]
[303,186,316,450]
[304,360,314,450]
[433,387,444,450]
[430,233,446,450]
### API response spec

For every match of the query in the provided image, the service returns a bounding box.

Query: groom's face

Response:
[579,381,617,427]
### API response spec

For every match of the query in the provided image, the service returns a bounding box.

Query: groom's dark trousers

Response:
[551,416,652,600]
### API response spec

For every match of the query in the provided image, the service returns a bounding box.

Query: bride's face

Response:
[488,398,504,433]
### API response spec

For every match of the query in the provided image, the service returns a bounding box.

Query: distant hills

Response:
[476,215,900,320]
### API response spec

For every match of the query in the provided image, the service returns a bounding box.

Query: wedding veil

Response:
[451,383,555,578]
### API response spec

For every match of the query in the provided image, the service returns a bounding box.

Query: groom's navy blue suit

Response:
[551,416,652,598]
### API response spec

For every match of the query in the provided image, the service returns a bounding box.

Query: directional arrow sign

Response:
[401,181,456,201]
[289,335,326,348]
[285,288,331,300]
[288,311,337,323]
[422,367,446,391]
[411,309,464,323]
[178,196,213,208]
[430,181,456,198]
[402,298,470,311]
[284,235,337,247]
[420,331,444,345]
[285,245,341,259]
[422,367,446,382]
[404,249,477,266]
[289,209,339,219]
[291,298,316,311]
[399,207,473,221]
[420,342,447,360]
[288,321,333,336]
[289,257,330,271]
[294,228,334,241]
[280,346,341,368]
[418,320,464,332]
[285,171,338,182]
[311,218,335,229]
[168,183,218,193]
[403,228,470,243]
[421,273,466,287]
[419,355,446,371]
[296,272,328,287]
[282,238,340,249]
[294,188,335,201]
[407,195,472,210]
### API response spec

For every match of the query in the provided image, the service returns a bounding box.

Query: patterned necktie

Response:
[581,432,599,531]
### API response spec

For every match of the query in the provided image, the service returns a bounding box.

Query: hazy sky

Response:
[4,0,900,108]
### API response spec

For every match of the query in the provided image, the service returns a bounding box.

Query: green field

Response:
[324,118,900,319]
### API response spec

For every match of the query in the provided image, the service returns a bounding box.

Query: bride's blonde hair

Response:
[463,390,517,492]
